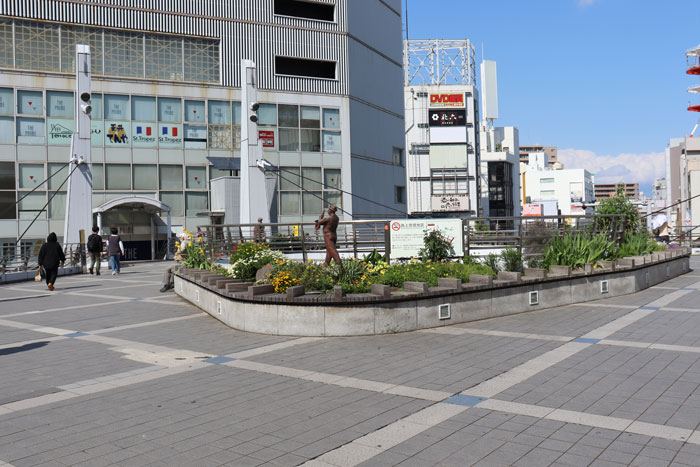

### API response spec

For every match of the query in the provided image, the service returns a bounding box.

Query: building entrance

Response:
[93,196,172,261]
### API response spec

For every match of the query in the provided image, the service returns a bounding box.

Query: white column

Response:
[166,212,172,260]
[96,212,102,234]
[150,214,155,260]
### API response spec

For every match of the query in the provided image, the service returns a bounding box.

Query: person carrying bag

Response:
[37,232,65,291]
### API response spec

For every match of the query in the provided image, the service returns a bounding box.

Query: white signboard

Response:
[431,195,468,212]
[389,219,464,259]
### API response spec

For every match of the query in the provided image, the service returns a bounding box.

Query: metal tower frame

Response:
[403,39,476,86]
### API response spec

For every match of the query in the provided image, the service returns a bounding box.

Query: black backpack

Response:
[87,234,102,253]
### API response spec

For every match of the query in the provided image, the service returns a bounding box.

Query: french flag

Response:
[136,126,152,136]
[162,127,178,136]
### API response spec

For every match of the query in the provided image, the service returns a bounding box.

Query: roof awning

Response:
[207,157,240,171]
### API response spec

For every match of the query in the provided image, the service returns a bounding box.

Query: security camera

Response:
[249,114,258,123]
[250,102,259,111]
[80,103,92,115]
[80,92,91,102]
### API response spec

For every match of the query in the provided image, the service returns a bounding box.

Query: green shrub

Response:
[379,261,494,288]
[227,242,286,281]
[299,263,336,292]
[418,230,455,262]
[543,232,615,269]
[595,185,641,234]
[615,232,665,257]
[500,247,523,272]
[481,253,501,273]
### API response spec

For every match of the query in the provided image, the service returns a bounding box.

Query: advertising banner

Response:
[131,122,157,147]
[431,195,468,212]
[259,130,275,148]
[522,203,543,216]
[429,93,465,108]
[389,219,464,258]
[158,124,183,148]
[429,109,466,127]
[184,125,207,148]
[105,121,130,145]
[569,182,583,203]
[47,118,73,145]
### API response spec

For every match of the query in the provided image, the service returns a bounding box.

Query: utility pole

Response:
[239,60,270,236]
[64,44,93,249]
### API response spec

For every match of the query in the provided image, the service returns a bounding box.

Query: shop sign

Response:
[389,219,464,258]
[105,121,130,145]
[431,194,468,212]
[47,118,73,145]
[259,130,275,147]
[132,122,157,147]
[429,109,466,127]
[523,203,543,216]
[158,124,182,147]
[429,93,465,108]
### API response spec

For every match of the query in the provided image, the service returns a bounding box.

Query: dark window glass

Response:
[275,56,336,79]
[274,0,335,21]
[0,162,14,189]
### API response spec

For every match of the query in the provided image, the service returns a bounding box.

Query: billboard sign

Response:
[389,219,464,258]
[431,195,468,212]
[429,93,465,108]
[259,130,275,147]
[429,109,466,127]
[522,203,543,216]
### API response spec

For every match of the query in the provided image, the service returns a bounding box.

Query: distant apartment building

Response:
[523,155,594,216]
[594,183,640,200]
[519,144,559,169]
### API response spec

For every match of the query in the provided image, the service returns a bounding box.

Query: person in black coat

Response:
[37,232,65,291]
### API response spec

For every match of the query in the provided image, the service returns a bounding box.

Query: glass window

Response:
[232,102,241,125]
[209,167,231,179]
[103,30,144,78]
[186,167,206,189]
[145,34,182,80]
[540,190,555,198]
[17,118,45,143]
[278,105,298,127]
[15,21,60,72]
[92,164,104,190]
[324,191,341,209]
[257,104,276,126]
[104,94,130,120]
[132,96,156,121]
[322,131,341,152]
[17,91,43,115]
[183,38,220,83]
[160,192,183,216]
[184,125,207,149]
[105,164,131,190]
[208,101,230,124]
[0,20,12,69]
[61,26,103,75]
[91,94,103,120]
[324,169,341,189]
[133,164,157,190]
[185,192,208,216]
[302,168,322,191]
[323,108,340,129]
[48,164,68,191]
[279,167,300,190]
[158,98,181,122]
[0,88,14,115]
[300,106,320,128]
[185,100,205,122]
[0,191,14,220]
[47,91,73,117]
[159,165,183,190]
[208,125,232,149]
[0,117,14,143]
[300,129,320,152]
[280,191,300,215]
[279,128,299,151]
[302,192,322,215]
[18,192,46,219]
[540,178,554,184]
[49,192,66,219]
[0,162,15,189]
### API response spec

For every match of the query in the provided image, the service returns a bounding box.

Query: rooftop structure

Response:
[594,182,640,200]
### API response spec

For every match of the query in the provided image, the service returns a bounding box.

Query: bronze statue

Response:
[253,217,266,243]
[315,205,342,266]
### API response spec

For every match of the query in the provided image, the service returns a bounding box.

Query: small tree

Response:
[418,230,455,262]
[595,185,640,235]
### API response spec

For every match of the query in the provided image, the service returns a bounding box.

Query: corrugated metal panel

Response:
[1,0,349,94]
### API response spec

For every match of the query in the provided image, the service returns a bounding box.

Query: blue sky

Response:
[405,0,700,196]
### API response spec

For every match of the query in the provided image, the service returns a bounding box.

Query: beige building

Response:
[519,144,559,168]
[594,182,640,200]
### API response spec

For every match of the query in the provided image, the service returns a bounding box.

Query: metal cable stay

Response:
[0,164,69,219]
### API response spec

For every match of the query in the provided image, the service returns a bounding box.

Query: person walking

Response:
[37,232,65,291]
[87,226,103,275]
[106,227,125,275]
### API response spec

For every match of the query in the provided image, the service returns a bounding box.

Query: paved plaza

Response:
[2,261,700,466]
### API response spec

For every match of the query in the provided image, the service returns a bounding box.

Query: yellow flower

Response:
[187,241,193,247]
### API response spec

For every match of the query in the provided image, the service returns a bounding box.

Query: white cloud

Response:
[557,148,665,186]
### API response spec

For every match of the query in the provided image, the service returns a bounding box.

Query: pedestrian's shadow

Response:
[0,341,49,356]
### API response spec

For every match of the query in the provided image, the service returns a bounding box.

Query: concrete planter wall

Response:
[174,249,691,337]
[0,266,83,284]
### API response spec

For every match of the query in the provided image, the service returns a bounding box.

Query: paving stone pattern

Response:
[1,259,700,466]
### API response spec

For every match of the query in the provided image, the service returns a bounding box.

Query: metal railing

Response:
[0,243,86,275]
[197,214,627,263]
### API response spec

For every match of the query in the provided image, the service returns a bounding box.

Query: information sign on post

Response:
[389,219,464,259]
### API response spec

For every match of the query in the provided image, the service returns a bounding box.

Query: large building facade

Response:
[0,0,406,258]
